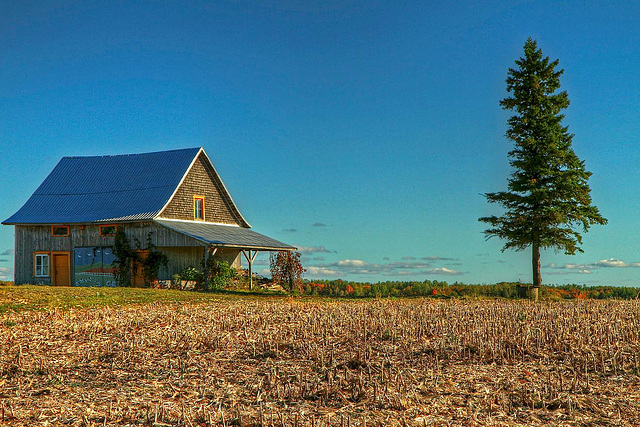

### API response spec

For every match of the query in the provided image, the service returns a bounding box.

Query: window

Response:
[194,196,205,220]
[51,225,70,236]
[34,252,50,277]
[99,225,117,236]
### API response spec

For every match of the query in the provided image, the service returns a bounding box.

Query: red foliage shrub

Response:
[270,251,305,292]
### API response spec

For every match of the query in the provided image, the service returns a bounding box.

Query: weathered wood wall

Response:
[156,246,204,280]
[14,222,241,285]
[158,247,242,280]
[213,248,242,268]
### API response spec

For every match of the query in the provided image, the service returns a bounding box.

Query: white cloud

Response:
[426,267,463,276]
[336,259,368,267]
[420,256,456,261]
[546,269,592,275]
[563,263,587,270]
[546,258,640,272]
[306,266,339,277]
[301,257,462,279]
[297,245,335,254]
[352,269,380,275]
[0,267,11,273]
[389,262,432,269]
[593,258,640,268]
[396,270,419,276]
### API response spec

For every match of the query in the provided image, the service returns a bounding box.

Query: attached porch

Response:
[154,219,296,288]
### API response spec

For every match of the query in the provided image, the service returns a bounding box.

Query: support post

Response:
[241,250,259,290]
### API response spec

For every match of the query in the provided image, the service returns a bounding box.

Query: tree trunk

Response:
[531,239,541,302]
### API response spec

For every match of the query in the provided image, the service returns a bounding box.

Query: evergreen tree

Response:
[480,38,607,299]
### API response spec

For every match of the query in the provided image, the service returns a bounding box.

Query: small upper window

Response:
[194,196,205,220]
[99,225,117,236]
[51,225,70,237]
[35,253,50,277]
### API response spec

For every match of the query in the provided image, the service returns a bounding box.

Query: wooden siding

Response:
[14,223,241,284]
[156,247,240,279]
[214,247,242,269]
[159,153,242,225]
[121,222,209,247]
[157,247,203,280]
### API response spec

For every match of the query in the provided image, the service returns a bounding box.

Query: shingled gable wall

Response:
[158,153,245,226]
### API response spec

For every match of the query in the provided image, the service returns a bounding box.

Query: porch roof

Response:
[155,219,295,251]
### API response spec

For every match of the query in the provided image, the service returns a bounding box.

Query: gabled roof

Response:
[2,147,248,226]
[156,219,295,251]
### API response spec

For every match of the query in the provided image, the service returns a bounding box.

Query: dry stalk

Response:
[1,299,639,426]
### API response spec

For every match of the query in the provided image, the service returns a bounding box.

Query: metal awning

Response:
[155,219,295,251]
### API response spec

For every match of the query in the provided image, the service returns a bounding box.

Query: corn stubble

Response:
[1,299,640,426]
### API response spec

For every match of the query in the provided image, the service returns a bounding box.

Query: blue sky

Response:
[1,0,639,285]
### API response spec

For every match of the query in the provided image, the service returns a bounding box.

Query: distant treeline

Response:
[303,279,640,300]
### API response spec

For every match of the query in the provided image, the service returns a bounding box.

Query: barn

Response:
[2,147,295,286]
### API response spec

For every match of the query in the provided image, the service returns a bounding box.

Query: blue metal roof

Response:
[3,148,201,224]
[156,219,296,250]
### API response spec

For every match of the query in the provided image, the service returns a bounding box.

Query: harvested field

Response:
[1,297,640,426]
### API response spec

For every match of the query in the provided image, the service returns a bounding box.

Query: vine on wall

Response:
[113,228,168,287]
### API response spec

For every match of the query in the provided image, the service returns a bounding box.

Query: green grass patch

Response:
[0,285,286,313]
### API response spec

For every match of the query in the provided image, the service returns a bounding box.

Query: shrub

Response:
[270,251,305,292]
[172,266,203,290]
[209,260,236,290]
[198,255,236,291]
